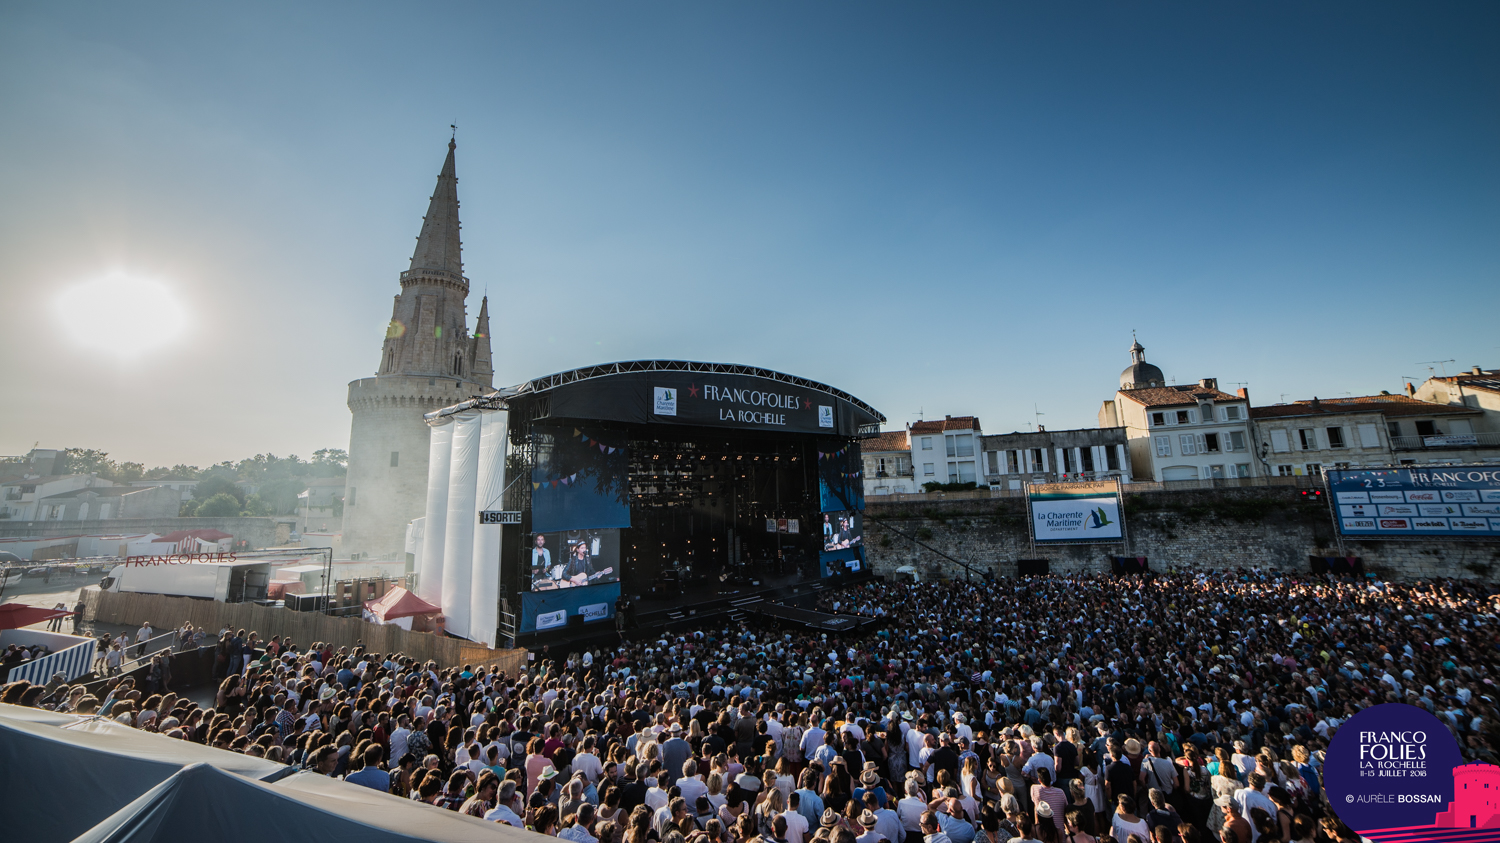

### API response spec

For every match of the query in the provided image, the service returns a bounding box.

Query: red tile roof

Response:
[909,416,981,433]
[1251,395,1478,419]
[1118,386,1240,407]
[861,431,910,453]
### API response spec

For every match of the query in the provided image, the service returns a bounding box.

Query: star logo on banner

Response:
[804,399,812,409]
[688,384,699,398]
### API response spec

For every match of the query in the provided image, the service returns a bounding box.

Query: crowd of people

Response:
[1,569,1496,843]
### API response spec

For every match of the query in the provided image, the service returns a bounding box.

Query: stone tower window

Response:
[390,451,400,468]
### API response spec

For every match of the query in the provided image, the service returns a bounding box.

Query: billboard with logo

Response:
[518,581,620,633]
[1027,480,1125,544]
[1328,466,1500,539]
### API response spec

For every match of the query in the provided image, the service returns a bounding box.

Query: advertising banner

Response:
[1328,466,1500,539]
[1027,480,1125,544]
[518,582,620,633]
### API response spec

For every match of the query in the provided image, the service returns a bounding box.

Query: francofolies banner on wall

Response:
[1323,703,1500,840]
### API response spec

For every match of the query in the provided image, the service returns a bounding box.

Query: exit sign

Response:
[478,511,522,525]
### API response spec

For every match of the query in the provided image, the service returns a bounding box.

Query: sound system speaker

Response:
[1017,559,1049,576]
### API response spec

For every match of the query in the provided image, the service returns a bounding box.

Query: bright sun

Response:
[56,273,188,359]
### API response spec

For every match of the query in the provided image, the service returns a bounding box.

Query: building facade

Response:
[861,430,917,496]
[980,427,1131,489]
[31,485,180,521]
[1251,395,1485,476]
[1410,366,1500,461]
[907,416,983,487]
[342,139,495,559]
[1,475,100,521]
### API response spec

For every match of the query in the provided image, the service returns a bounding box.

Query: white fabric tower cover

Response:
[441,410,482,640]
[468,410,509,648]
[418,421,453,607]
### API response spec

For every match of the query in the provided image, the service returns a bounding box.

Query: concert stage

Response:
[423,361,885,648]
[524,567,882,650]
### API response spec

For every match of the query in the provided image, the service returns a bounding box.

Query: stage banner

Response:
[1027,479,1125,544]
[518,582,620,633]
[532,426,630,533]
[539,370,878,437]
[1327,466,1500,539]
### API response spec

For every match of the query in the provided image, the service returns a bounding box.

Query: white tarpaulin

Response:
[440,410,482,641]
[468,409,509,648]
[417,422,453,608]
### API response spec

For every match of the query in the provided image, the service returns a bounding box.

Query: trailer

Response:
[102,559,273,603]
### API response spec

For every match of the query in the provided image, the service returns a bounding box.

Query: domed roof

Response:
[1121,361,1165,389]
[1120,338,1165,389]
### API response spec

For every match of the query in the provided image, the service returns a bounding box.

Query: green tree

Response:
[255,478,306,515]
[59,448,117,478]
[193,492,242,517]
[115,462,145,482]
[241,494,275,517]
[312,448,348,471]
[193,475,246,507]
[145,464,202,480]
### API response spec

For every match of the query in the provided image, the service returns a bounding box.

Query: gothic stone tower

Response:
[342,138,494,559]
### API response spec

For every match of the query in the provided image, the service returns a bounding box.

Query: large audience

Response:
[3,569,1497,843]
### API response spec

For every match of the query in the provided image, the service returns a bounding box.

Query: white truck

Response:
[102,559,273,603]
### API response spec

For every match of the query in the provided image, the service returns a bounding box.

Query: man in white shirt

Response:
[904,716,927,769]
[485,781,525,827]
[1233,773,1277,840]
[574,736,604,783]
[781,794,811,843]
[801,718,827,760]
[389,715,413,764]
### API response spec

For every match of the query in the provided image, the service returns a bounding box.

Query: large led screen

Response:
[820,511,863,552]
[528,529,621,591]
[531,427,630,533]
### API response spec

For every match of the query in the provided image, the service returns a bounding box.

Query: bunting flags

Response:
[817,446,850,460]
[576,430,618,454]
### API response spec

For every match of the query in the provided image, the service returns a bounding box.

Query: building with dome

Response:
[1119,338,1165,390]
[1099,339,1259,482]
[341,138,495,560]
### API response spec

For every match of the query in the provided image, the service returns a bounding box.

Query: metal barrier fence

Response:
[7,637,95,685]
[82,589,527,674]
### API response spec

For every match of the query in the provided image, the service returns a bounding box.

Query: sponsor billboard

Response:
[1327,467,1500,539]
[517,582,620,633]
[1027,480,1125,544]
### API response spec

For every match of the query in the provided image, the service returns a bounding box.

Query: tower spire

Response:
[409,138,463,279]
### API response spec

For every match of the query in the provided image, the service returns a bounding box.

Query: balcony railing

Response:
[1391,432,1500,451]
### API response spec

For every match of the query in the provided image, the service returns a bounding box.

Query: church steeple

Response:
[408,138,464,283]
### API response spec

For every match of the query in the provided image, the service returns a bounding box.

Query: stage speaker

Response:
[1017,559,1050,576]
[1309,555,1329,574]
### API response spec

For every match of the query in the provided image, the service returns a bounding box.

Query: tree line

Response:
[48,448,348,518]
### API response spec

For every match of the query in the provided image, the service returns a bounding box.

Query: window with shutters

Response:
[1298,429,1318,450]
[1327,427,1345,448]
[1180,434,1197,455]
[1229,431,1246,452]
[1236,463,1251,477]
[1387,421,1402,438]
[1081,448,1095,472]
[1176,410,1192,424]
[1007,451,1020,472]
[1156,436,1172,457]
[1357,424,1381,448]
[1277,465,1294,477]
[985,452,999,474]
[1106,448,1120,470]
[1203,433,1221,453]
[1224,406,1242,421]
[1151,412,1166,426]
[1270,429,1290,453]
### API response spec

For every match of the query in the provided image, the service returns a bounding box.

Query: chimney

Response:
[1474,366,1484,375]
[945,415,951,420]
[1199,378,1217,390]
[1236,387,1249,402]
[1311,396,1321,411]
[1405,382,1416,396]
[1038,425,1045,432]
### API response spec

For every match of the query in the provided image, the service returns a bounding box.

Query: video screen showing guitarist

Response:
[531,529,619,590]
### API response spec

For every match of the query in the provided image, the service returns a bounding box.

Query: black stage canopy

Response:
[433,360,885,438]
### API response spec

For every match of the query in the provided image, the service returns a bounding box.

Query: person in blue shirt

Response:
[344,745,390,791]
[794,768,825,828]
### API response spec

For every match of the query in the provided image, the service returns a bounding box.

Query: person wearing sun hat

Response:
[855,810,886,843]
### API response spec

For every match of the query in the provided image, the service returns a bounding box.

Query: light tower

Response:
[342,138,494,559]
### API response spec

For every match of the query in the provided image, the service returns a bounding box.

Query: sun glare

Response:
[55,273,189,359]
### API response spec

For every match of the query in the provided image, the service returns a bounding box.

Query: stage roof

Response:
[429,360,885,438]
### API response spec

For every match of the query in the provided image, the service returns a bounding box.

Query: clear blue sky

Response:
[1,2,1496,466]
